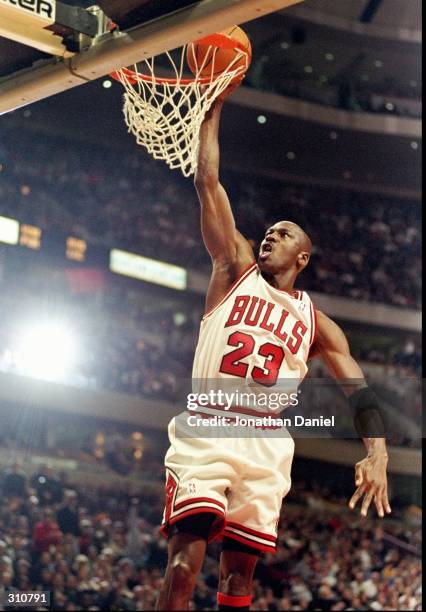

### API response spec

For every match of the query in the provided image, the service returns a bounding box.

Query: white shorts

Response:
[161,416,294,553]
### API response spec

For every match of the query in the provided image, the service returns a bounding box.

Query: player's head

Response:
[258,221,312,275]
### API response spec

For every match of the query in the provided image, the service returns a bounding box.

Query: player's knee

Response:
[169,552,199,592]
[220,571,252,596]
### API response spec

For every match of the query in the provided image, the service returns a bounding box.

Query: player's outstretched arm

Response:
[313,310,391,518]
[194,91,254,313]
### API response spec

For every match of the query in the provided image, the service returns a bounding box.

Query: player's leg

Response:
[156,532,206,610]
[217,539,260,611]
[217,435,294,609]
[159,422,233,608]
[156,512,216,610]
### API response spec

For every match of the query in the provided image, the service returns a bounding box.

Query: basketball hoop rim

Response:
[110,31,251,87]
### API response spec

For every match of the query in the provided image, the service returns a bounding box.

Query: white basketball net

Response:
[112,38,249,177]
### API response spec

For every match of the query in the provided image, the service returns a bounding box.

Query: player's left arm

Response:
[312,310,391,518]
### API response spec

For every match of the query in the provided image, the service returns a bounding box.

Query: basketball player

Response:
[156,87,391,611]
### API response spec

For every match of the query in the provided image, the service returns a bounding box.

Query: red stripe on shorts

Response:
[174,496,226,512]
[226,521,277,542]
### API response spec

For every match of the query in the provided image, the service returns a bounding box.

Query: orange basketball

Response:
[186,26,252,83]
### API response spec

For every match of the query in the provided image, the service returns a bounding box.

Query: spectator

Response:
[32,508,62,556]
[1,460,28,500]
[0,570,19,610]
[32,465,64,506]
[57,490,80,538]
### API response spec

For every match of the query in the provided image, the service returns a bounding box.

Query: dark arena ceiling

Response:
[0,0,421,196]
[0,0,421,79]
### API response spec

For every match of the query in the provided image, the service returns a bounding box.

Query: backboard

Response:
[0,0,304,114]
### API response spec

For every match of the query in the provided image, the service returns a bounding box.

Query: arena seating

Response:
[0,461,421,610]
[0,127,421,309]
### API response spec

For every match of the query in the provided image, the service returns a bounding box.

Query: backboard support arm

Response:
[0,0,304,115]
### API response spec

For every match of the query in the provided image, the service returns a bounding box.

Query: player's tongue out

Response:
[260,243,272,260]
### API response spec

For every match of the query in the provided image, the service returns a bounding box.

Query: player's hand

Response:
[348,453,391,518]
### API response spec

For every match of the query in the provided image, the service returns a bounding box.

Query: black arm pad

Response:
[348,387,386,438]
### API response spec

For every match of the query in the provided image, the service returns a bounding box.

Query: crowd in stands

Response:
[247,72,422,119]
[247,54,421,118]
[0,459,422,611]
[0,126,421,309]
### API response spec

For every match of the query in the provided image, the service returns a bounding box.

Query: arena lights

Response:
[0,215,19,245]
[66,236,87,262]
[173,312,187,326]
[13,321,78,383]
[19,224,41,250]
[110,248,187,290]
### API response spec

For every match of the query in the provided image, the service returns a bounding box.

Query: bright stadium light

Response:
[14,322,78,382]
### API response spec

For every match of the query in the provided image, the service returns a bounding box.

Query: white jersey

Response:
[192,262,317,415]
[164,262,307,547]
